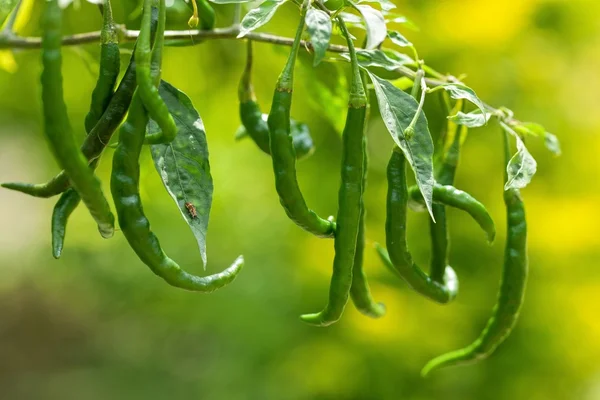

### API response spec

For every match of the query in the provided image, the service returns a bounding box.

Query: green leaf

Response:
[305,8,332,66]
[513,121,561,156]
[339,11,364,29]
[237,0,287,38]
[387,30,412,47]
[357,0,396,12]
[501,123,537,190]
[342,49,413,72]
[438,83,487,116]
[448,109,492,128]
[356,5,387,49]
[149,80,213,268]
[367,71,435,219]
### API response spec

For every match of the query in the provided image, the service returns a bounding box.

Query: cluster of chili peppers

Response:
[1,0,528,376]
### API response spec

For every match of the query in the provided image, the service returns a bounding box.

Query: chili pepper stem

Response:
[336,17,367,108]
[276,0,310,92]
[404,67,426,140]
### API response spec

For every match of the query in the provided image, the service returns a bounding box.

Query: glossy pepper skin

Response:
[40,0,114,238]
[267,0,334,239]
[238,41,315,159]
[428,101,468,282]
[300,17,370,326]
[51,189,81,259]
[1,7,159,198]
[51,158,99,259]
[382,149,458,304]
[111,1,243,292]
[349,69,385,319]
[421,130,528,376]
[84,0,120,133]
[136,0,177,144]
[407,184,496,243]
[51,2,120,259]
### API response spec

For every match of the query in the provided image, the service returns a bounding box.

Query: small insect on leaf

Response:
[185,202,198,219]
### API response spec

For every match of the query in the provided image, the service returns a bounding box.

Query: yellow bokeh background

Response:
[0,0,599,398]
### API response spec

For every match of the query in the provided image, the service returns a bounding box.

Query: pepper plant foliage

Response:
[0,0,560,375]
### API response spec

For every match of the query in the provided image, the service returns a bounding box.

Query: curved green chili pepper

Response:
[84,0,120,133]
[407,185,495,243]
[267,0,334,239]
[112,95,243,291]
[51,157,101,259]
[2,7,160,198]
[380,148,458,304]
[238,41,315,160]
[51,189,81,259]
[349,192,386,318]
[421,130,528,376]
[137,0,177,144]
[349,69,385,319]
[2,173,71,198]
[110,0,243,291]
[52,2,120,258]
[41,0,114,238]
[428,202,448,283]
[300,17,367,326]
[428,96,458,283]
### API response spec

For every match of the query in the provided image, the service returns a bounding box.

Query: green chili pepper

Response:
[149,0,166,87]
[407,185,495,243]
[137,0,177,144]
[428,202,448,283]
[84,0,120,133]
[421,129,528,376]
[41,0,114,238]
[267,0,335,239]
[2,7,160,198]
[300,17,367,326]
[238,41,315,160]
[51,189,81,259]
[51,157,101,259]
[428,97,456,283]
[430,99,468,283]
[349,69,385,319]
[111,2,243,291]
[378,148,458,304]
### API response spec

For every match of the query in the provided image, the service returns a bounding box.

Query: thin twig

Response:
[0,26,448,85]
[0,23,514,122]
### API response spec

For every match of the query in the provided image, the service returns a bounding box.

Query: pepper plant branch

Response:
[0,25,443,84]
[0,24,516,124]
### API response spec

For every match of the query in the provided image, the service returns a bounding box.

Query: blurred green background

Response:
[1,0,599,399]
